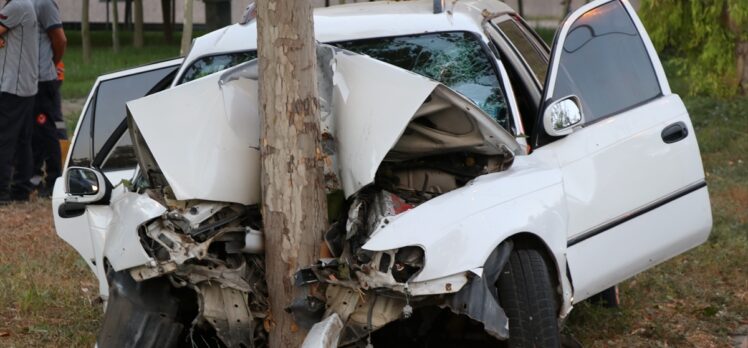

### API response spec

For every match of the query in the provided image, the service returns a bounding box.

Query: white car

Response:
[53,0,712,347]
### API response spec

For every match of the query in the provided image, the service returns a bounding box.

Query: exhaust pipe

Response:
[434,0,445,14]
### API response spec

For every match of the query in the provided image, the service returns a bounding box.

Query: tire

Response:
[497,246,561,348]
[589,285,620,308]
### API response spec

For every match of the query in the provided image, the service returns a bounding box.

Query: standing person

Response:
[0,0,39,204]
[31,0,65,197]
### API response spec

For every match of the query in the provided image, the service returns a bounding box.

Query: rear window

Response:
[336,32,509,130]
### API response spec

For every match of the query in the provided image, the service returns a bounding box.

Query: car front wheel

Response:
[497,245,561,348]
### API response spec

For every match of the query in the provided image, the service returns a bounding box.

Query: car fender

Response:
[362,154,573,315]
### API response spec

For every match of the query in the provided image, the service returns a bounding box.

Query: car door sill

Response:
[567,180,708,247]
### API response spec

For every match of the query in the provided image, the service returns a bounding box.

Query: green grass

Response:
[62,30,183,100]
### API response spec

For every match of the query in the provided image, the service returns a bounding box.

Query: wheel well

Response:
[505,232,564,312]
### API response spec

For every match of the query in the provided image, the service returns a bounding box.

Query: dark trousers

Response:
[0,92,35,199]
[32,80,66,190]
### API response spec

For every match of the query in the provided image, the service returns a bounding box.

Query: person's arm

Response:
[38,1,65,63]
[47,27,66,64]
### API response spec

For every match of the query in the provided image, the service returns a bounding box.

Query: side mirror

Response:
[64,166,111,204]
[543,96,584,137]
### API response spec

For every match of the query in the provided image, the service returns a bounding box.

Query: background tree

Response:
[81,0,91,63]
[112,0,120,53]
[517,0,524,17]
[640,0,748,96]
[161,0,174,43]
[133,0,144,48]
[256,0,328,347]
[180,0,194,55]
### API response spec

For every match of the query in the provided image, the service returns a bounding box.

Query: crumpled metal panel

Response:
[442,240,513,340]
[301,313,344,348]
[97,271,183,348]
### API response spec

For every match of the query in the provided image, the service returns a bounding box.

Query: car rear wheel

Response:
[497,246,561,348]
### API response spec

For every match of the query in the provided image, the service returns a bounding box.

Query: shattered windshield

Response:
[336,32,509,130]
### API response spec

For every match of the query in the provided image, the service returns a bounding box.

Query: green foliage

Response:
[640,0,748,96]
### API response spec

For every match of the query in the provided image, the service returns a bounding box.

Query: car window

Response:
[495,18,548,86]
[70,66,178,169]
[335,32,510,130]
[69,95,95,167]
[551,1,661,123]
[179,51,258,84]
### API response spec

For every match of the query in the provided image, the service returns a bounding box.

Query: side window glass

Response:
[92,67,177,168]
[551,1,661,123]
[69,95,94,167]
[335,32,510,130]
[496,18,549,85]
[179,51,257,84]
[100,130,135,171]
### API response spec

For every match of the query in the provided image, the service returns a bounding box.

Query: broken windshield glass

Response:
[335,31,509,130]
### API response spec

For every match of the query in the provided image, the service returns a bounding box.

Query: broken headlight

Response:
[391,246,425,283]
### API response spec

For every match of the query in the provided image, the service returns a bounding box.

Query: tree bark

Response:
[161,0,174,43]
[724,4,748,95]
[82,0,91,64]
[736,41,748,95]
[180,0,194,55]
[112,0,120,53]
[256,0,328,347]
[517,0,524,17]
[133,0,144,48]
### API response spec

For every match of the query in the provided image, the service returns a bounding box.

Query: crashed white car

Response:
[53,0,712,347]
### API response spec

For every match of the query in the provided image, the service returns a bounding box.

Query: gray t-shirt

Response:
[33,0,60,82]
[0,0,38,97]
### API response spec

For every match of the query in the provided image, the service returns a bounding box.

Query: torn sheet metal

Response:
[442,240,513,340]
[301,313,344,348]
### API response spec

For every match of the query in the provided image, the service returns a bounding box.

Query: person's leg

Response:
[10,96,37,201]
[0,93,29,202]
[45,80,65,191]
[31,81,64,197]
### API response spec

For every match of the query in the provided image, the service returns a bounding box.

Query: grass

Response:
[62,30,183,100]
[0,201,101,347]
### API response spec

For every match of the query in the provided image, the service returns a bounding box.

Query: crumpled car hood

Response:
[126,45,520,204]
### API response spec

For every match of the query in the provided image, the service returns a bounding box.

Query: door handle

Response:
[661,121,688,144]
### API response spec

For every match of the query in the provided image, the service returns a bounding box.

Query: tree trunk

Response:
[517,0,524,17]
[256,0,328,347]
[736,41,748,95]
[161,0,174,43]
[112,0,120,53]
[563,0,572,15]
[725,4,748,95]
[180,0,194,55]
[82,0,91,64]
[133,0,144,48]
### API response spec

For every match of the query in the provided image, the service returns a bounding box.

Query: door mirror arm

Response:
[542,95,584,137]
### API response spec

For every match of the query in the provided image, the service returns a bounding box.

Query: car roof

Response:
[183,0,515,68]
[97,58,183,82]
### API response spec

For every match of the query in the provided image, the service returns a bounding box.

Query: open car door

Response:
[533,0,712,300]
[53,60,180,288]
